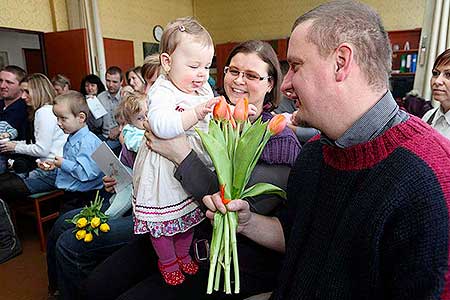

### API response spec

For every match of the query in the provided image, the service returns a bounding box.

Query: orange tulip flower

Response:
[268,114,287,135]
[213,96,229,121]
[233,98,249,122]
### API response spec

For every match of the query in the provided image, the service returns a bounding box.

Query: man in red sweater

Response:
[204,1,450,299]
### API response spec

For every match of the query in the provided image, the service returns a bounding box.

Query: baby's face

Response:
[131,108,147,130]
[165,39,214,95]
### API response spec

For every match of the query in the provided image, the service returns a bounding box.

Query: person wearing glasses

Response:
[81,40,301,300]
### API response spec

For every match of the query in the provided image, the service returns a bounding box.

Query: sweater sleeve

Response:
[15,106,56,157]
[174,150,218,211]
[122,125,144,153]
[148,84,184,139]
[3,122,18,139]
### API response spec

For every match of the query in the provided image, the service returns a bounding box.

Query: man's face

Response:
[0,71,21,101]
[281,22,337,130]
[105,73,122,95]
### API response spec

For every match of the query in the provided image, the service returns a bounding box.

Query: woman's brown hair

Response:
[225,40,282,110]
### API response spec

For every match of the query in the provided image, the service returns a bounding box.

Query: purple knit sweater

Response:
[260,111,301,167]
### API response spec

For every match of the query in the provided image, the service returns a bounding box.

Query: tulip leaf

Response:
[232,120,268,197]
[208,120,226,146]
[227,123,237,159]
[240,183,286,199]
[241,120,251,136]
[196,128,233,197]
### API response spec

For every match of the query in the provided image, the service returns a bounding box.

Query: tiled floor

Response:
[0,217,49,300]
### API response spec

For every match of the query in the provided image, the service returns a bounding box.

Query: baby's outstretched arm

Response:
[181,97,219,130]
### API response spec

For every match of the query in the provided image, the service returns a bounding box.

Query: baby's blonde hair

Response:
[117,92,147,125]
[160,16,213,56]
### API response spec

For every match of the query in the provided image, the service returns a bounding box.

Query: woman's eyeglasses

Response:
[224,66,271,81]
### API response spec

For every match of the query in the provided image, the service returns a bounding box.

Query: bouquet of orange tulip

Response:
[66,191,110,243]
[196,96,287,294]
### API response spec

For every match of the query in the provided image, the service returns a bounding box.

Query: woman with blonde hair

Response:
[52,74,71,95]
[0,73,67,195]
[142,53,161,92]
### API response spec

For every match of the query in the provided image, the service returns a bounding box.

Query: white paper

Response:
[87,96,108,119]
[91,142,132,193]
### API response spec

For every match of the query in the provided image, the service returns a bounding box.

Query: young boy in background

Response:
[0,121,18,174]
[39,91,104,211]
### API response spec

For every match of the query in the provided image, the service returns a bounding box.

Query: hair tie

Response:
[178,25,186,32]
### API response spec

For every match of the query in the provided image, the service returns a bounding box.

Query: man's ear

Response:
[79,111,87,123]
[160,53,171,73]
[335,43,353,82]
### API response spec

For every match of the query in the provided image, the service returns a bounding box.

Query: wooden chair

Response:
[12,190,64,251]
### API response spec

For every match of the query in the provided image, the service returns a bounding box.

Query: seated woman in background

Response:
[80,74,106,98]
[51,74,71,96]
[422,48,450,139]
[0,73,67,199]
[126,66,146,93]
[81,40,301,300]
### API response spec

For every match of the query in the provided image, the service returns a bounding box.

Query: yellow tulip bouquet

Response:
[196,96,287,294]
[66,191,110,243]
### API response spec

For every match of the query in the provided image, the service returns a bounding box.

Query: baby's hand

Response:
[248,103,258,118]
[195,97,220,120]
[291,110,300,126]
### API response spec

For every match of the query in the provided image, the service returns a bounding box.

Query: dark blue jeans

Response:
[47,203,134,300]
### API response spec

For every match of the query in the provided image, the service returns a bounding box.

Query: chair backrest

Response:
[403,94,433,118]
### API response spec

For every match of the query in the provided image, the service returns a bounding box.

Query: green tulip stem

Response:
[224,212,231,294]
[214,238,225,291]
[228,211,240,293]
[207,212,224,294]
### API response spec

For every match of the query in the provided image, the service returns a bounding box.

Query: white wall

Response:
[0,31,40,70]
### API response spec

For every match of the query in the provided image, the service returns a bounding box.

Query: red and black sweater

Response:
[274,116,450,300]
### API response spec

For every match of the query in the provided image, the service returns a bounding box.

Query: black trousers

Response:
[60,190,98,213]
[80,221,281,300]
[0,172,30,201]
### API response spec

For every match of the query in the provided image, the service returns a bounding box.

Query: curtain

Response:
[66,0,106,80]
[413,0,450,102]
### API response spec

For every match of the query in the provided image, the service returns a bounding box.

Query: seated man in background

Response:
[87,66,123,155]
[0,65,28,141]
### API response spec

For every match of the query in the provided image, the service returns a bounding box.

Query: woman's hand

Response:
[202,192,252,234]
[143,122,192,165]
[103,175,117,193]
[0,141,16,153]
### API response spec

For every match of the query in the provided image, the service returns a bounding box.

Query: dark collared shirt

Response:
[321,91,409,148]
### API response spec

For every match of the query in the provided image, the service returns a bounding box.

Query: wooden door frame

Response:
[0,27,47,74]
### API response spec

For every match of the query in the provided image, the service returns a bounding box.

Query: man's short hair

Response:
[1,65,27,83]
[106,66,123,81]
[54,90,90,120]
[292,0,391,91]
